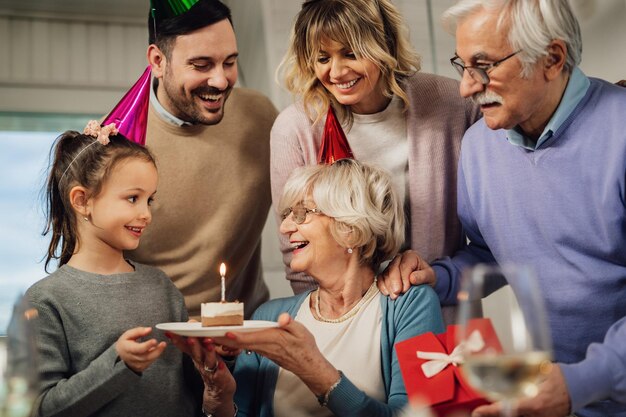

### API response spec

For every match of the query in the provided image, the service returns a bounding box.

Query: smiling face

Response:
[314,37,388,114]
[279,200,348,279]
[455,9,554,135]
[152,19,238,125]
[85,159,158,252]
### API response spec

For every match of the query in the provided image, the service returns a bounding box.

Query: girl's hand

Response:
[212,313,339,396]
[115,327,166,373]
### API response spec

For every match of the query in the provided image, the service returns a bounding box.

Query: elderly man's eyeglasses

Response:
[281,203,323,224]
[450,50,521,85]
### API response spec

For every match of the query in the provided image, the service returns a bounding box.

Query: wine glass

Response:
[1,292,39,417]
[456,264,553,417]
[399,403,435,417]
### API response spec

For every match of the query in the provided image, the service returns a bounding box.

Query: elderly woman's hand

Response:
[377,249,436,299]
[165,332,236,415]
[213,313,341,397]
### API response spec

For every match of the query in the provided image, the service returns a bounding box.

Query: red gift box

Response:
[396,319,503,417]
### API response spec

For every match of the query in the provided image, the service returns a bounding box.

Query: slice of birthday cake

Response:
[201,301,244,327]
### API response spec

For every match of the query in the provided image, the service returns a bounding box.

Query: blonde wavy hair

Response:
[279,159,405,271]
[279,0,421,126]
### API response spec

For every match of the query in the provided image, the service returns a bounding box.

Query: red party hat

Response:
[102,66,151,146]
[317,106,354,164]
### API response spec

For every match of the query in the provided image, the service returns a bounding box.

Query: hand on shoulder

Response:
[377,250,436,299]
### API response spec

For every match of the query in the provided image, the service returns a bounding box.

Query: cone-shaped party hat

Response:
[150,0,200,22]
[317,106,354,164]
[102,66,151,146]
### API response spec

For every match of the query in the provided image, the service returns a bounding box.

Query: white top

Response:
[346,95,409,204]
[273,292,384,417]
[200,302,243,317]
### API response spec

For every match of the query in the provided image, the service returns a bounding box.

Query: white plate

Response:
[156,320,278,337]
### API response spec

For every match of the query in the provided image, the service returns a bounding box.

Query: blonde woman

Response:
[271,0,481,296]
[172,159,444,416]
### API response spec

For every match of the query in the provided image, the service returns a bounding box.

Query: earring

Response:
[347,247,353,254]
[83,216,89,222]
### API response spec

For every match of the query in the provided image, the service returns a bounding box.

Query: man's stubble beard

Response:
[160,70,231,126]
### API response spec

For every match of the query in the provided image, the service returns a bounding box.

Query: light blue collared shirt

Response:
[149,78,193,127]
[506,67,590,150]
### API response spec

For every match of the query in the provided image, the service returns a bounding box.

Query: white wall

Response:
[0,13,146,113]
[574,0,626,82]
[2,0,622,114]
[1,0,625,299]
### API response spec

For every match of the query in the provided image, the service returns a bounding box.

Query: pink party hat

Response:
[102,66,151,146]
[317,106,354,164]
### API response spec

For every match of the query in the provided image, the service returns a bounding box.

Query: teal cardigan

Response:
[233,285,445,416]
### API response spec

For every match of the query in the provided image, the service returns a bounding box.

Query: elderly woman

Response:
[271,0,480,296]
[175,159,444,417]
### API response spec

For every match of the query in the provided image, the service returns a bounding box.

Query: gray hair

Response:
[279,159,405,271]
[442,0,582,77]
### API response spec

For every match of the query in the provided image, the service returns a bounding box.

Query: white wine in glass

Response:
[456,264,553,417]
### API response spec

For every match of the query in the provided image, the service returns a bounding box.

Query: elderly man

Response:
[380,1,626,416]
[128,0,278,319]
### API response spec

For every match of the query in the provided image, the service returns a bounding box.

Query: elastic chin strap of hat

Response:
[151,7,158,40]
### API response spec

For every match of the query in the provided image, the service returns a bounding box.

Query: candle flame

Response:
[219,262,226,277]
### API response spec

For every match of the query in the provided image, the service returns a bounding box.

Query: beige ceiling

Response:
[0,0,146,20]
[0,0,246,22]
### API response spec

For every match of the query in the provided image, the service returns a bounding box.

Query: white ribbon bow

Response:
[416,330,485,378]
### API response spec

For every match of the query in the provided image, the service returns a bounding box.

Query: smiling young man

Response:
[384,1,626,416]
[151,18,237,126]
[127,0,278,320]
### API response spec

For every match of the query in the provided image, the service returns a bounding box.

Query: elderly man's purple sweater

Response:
[433,78,626,417]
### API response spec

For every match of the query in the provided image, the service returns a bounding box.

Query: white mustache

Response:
[473,91,503,106]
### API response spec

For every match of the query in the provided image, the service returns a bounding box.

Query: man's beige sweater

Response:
[129,88,278,318]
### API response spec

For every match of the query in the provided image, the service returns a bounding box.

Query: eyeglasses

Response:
[280,203,323,224]
[450,50,521,85]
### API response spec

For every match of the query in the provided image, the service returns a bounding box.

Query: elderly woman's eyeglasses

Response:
[450,50,521,85]
[281,203,323,224]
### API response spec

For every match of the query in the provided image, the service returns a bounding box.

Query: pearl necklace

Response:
[313,280,379,323]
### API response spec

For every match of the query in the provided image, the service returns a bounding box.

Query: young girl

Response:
[25,122,206,417]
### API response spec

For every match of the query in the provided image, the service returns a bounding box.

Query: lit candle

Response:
[219,263,226,303]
